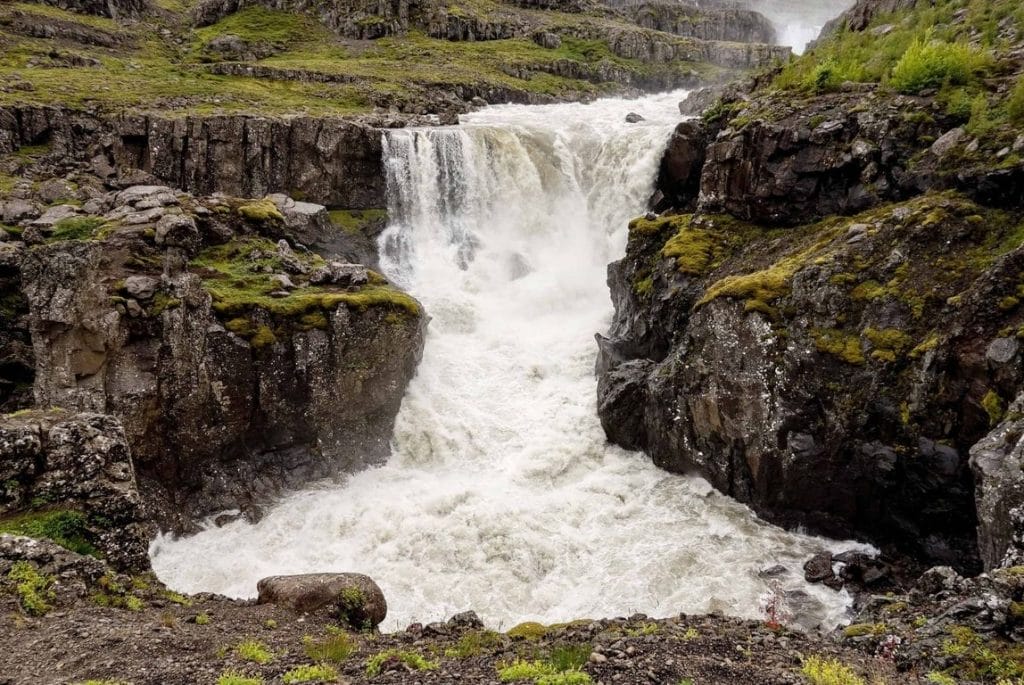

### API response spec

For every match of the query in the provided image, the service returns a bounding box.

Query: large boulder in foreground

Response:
[257,573,387,629]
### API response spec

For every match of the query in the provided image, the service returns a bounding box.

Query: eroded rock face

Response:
[970,394,1024,570]
[257,572,387,628]
[598,192,1024,572]
[9,186,425,530]
[0,107,386,208]
[0,411,151,571]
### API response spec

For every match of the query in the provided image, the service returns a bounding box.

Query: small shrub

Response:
[7,562,54,616]
[983,390,1005,426]
[926,673,957,685]
[890,36,987,94]
[365,649,437,676]
[282,664,338,683]
[236,639,274,664]
[801,656,865,685]
[304,627,356,663]
[217,671,263,685]
[195,612,211,625]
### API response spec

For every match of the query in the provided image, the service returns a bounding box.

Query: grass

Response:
[282,664,338,684]
[328,209,388,234]
[304,627,357,663]
[365,649,438,676]
[236,639,274,665]
[6,561,55,616]
[217,672,263,685]
[0,509,98,557]
[801,656,865,685]
[49,216,107,242]
[497,660,592,684]
[444,629,504,657]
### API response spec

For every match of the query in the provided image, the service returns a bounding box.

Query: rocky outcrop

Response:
[0,242,33,413]
[627,2,776,44]
[30,0,151,20]
[970,394,1024,570]
[598,189,1024,573]
[5,185,425,530]
[0,411,151,571]
[0,106,386,209]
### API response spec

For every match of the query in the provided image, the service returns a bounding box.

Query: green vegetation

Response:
[497,660,591,684]
[1009,76,1024,125]
[237,200,284,224]
[889,35,988,95]
[329,209,388,234]
[507,621,549,640]
[983,390,1006,425]
[841,622,888,638]
[800,656,865,685]
[0,3,718,115]
[236,639,274,665]
[444,629,504,657]
[49,216,107,242]
[863,327,913,362]
[282,664,338,684]
[814,329,865,365]
[217,672,263,685]
[0,509,97,556]
[304,626,357,663]
[926,673,957,685]
[195,612,211,625]
[91,574,145,611]
[941,626,1024,680]
[190,237,420,324]
[365,649,438,676]
[6,561,55,616]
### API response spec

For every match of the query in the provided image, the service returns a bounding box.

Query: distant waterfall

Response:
[151,91,865,631]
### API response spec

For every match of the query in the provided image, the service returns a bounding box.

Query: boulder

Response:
[803,552,835,583]
[154,213,200,253]
[124,275,158,300]
[257,573,387,628]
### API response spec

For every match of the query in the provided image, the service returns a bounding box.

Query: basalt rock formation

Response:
[598,0,1024,574]
[1,177,425,532]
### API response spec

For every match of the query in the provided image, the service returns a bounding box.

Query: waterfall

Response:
[151,91,866,631]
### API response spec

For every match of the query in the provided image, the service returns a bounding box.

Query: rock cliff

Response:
[599,0,1024,573]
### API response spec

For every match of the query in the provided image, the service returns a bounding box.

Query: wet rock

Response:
[803,552,835,584]
[257,573,387,628]
[625,112,645,123]
[447,610,484,631]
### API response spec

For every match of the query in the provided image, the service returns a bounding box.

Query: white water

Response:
[749,0,855,54]
[151,91,867,632]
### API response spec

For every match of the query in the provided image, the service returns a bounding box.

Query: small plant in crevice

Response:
[761,579,791,630]
[304,626,356,663]
[6,561,55,616]
[365,649,438,677]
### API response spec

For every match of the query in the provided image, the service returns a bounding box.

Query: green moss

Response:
[910,332,939,358]
[863,327,913,362]
[6,561,55,616]
[236,639,274,664]
[365,649,438,676]
[842,623,888,638]
[633,275,653,297]
[941,625,1024,680]
[801,656,865,685]
[49,216,106,242]
[91,574,145,611]
[225,317,256,336]
[850,280,886,300]
[1000,296,1020,311]
[507,621,548,640]
[328,209,388,234]
[237,200,284,224]
[149,293,181,316]
[249,325,277,349]
[0,509,98,557]
[814,329,865,365]
[983,390,1005,426]
[282,664,338,684]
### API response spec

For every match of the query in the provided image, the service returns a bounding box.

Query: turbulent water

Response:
[151,91,868,632]
[754,0,854,53]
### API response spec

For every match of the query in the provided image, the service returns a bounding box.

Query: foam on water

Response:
[151,90,868,632]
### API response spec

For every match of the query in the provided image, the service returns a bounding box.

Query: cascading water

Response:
[151,91,868,631]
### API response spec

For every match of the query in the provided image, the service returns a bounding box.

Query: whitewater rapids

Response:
[151,90,868,632]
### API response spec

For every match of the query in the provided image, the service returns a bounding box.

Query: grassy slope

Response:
[0,1,725,116]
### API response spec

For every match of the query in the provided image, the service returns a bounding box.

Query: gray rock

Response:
[124,275,158,300]
[36,179,75,205]
[969,392,1024,569]
[29,204,79,227]
[986,337,1019,365]
[309,262,369,287]
[625,112,645,123]
[154,213,199,252]
[114,185,175,207]
[257,573,387,628]
[803,552,835,583]
[1,199,40,223]
[123,206,167,225]
[270,273,294,290]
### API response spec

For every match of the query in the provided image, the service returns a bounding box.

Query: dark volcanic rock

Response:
[970,393,1024,570]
